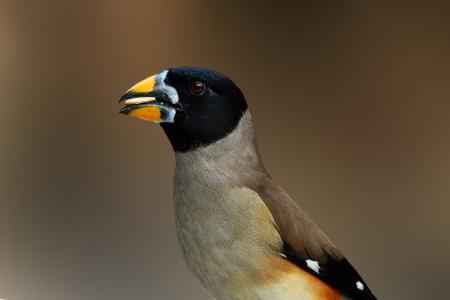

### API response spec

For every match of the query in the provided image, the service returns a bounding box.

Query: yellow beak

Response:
[127,75,157,94]
[119,74,176,123]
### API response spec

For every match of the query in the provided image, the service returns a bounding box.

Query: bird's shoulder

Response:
[251,178,377,300]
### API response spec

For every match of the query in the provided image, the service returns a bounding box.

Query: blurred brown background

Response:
[1,1,449,299]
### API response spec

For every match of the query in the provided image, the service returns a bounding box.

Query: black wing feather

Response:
[283,241,377,300]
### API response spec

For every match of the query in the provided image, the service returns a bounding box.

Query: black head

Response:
[119,67,248,152]
[162,67,248,152]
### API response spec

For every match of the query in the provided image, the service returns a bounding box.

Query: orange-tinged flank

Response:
[263,255,341,300]
[129,106,161,122]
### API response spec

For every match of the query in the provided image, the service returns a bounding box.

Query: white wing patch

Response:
[356,280,364,290]
[305,259,321,274]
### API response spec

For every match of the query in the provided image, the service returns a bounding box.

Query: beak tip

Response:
[119,107,129,115]
[119,94,128,103]
[119,89,136,103]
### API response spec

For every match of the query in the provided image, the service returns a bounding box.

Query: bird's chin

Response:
[119,101,176,123]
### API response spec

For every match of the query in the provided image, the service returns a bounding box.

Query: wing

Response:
[256,178,377,300]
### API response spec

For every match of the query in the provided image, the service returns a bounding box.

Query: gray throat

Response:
[172,111,278,298]
[174,110,268,188]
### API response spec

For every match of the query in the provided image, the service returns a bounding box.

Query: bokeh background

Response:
[1,1,450,299]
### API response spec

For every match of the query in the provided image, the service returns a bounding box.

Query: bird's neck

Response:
[173,110,268,188]
[171,112,281,298]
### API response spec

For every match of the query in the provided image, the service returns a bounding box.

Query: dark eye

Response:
[189,81,206,96]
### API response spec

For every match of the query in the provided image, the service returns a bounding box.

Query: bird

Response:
[119,66,377,300]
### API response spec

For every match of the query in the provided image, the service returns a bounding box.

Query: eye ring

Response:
[189,81,206,96]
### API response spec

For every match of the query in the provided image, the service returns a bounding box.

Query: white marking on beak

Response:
[157,70,179,104]
[123,97,156,105]
[166,108,176,123]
